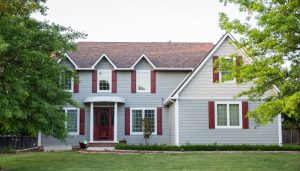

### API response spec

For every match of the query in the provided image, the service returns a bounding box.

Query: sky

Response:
[33,0,246,43]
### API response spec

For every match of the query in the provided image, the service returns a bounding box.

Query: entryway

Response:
[93,107,114,141]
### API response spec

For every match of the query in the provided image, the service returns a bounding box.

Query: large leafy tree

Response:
[0,0,86,139]
[218,0,299,125]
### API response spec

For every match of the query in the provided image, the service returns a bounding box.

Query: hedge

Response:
[115,144,300,151]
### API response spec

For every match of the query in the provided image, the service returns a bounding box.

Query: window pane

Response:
[137,71,150,91]
[63,76,72,90]
[145,110,155,132]
[229,104,239,126]
[99,71,111,90]
[67,110,77,133]
[217,104,227,126]
[132,110,142,132]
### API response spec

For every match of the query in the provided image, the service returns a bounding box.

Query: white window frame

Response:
[219,57,236,83]
[64,77,74,92]
[215,101,242,129]
[130,107,157,135]
[136,70,151,93]
[63,107,80,135]
[97,70,112,92]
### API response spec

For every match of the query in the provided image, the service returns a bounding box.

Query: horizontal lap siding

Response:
[168,103,176,145]
[178,99,279,145]
[42,67,188,146]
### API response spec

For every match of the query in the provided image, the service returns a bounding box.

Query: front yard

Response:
[0,151,300,171]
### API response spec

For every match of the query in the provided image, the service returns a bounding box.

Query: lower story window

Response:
[215,102,242,128]
[131,108,156,134]
[64,108,79,134]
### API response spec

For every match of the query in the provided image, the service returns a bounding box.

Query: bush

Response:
[0,147,16,154]
[115,143,300,151]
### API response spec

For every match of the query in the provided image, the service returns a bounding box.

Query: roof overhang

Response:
[83,96,125,103]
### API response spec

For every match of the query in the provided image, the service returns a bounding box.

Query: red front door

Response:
[94,107,114,141]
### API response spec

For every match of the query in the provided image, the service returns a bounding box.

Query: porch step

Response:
[88,142,116,147]
[87,147,115,151]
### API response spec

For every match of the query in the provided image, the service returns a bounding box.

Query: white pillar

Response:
[38,131,41,146]
[278,114,282,146]
[90,102,94,142]
[114,102,118,142]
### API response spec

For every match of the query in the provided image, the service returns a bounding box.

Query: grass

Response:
[0,151,300,171]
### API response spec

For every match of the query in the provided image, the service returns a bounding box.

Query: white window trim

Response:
[136,70,151,93]
[215,101,242,129]
[64,107,80,135]
[97,70,112,92]
[64,77,74,92]
[130,107,157,135]
[219,56,236,84]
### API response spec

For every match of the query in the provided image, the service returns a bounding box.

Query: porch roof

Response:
[82,96,125,103]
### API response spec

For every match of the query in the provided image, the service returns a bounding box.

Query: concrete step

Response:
[88,142,116,147]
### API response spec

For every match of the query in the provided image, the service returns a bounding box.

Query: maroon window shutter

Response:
[157,107,162,135]
[73,71,79,93]
[131,71,136,93]
[79,108,85,135]
[213,56,219,83]
[242,101,249,129]
[125,107,130,135]
[236,56,242,66]
[208,101,215,129]
[112,70,117,93]
[92,70,97,93]
[151,71,156,93]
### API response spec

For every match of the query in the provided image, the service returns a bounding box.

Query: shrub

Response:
[115,144,300,151]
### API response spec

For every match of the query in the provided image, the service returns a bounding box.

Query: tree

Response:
[218,0,300,125]
[141,118,152,145]
[0,0,86,140]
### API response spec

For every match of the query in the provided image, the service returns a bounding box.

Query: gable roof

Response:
[66,42,214,69]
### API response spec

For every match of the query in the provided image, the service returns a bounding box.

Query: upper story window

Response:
[63,73,73,92]
[131,108,156,134]
[219,58,235,83]
[98,70,112,92]
[136,70,150,92]
[64,108,79,134]
[215,101,242,128]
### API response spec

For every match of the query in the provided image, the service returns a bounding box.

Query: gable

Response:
[59,58,75,70]
[134,58,154,70]
[94,57,114,70]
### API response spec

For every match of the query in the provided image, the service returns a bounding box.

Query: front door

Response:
[94,107,114,141]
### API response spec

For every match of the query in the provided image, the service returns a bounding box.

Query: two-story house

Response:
[41,33,282,150]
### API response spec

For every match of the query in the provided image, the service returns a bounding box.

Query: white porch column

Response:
[38,131,41,146]
[90,102,94,142]
[114,102,118,142]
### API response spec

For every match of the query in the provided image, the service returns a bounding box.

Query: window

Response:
[130,108,156,134]
[219,58,234,83]
[64,108,79,134]
[215,101,242,128]
[98,70,112,92]
[63,74,73,92]
[136,70,150,92]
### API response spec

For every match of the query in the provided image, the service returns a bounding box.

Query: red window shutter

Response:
[131,71,136,93]
[242,101,249,129]
[208,101,215,129]
[92,70,97,93]
[151,71,156,93]
[112,70,117,93]
[236,56,242,66]
[79,108,85,135]
[73,71,79,93]
[157,107,162,135]
[125,107,130,135]
[213,56,219,83]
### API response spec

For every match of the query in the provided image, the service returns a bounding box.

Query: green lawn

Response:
[0,151,300,171]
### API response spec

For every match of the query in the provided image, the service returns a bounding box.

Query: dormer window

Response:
[136,70,150,92]
[98,70,112,92]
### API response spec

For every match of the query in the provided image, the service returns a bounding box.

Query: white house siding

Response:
[41,58,189,146]
[178,99,279,145]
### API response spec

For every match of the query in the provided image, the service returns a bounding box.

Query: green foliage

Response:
[115,143,300,151]
[141,118,152,145]
[218,0,300,124]
[0,0,86,139]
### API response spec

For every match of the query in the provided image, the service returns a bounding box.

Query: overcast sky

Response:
[33,0,245,43]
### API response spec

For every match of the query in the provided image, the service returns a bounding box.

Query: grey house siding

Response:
[42,58,189,146]
[178,99,279,145]
[168,103,176,145]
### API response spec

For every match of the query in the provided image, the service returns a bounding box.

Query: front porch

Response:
[83,96,125,144]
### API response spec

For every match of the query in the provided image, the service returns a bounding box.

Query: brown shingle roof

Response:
[67,42,214,68]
